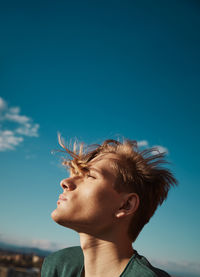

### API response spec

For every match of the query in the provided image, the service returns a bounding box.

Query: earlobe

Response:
[115,211,126,218]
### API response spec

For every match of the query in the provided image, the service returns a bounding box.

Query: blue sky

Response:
[0,1,200,276]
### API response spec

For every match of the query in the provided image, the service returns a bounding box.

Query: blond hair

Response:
[58,135,177,242]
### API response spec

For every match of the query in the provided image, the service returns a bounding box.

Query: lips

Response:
[59,194,67,201]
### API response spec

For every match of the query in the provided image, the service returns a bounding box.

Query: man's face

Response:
[51,154,125,235]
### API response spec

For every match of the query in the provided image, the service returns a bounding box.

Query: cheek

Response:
[82,187,119,216]
[52,185,121,227]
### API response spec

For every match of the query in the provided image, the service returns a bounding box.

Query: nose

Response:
[60,177,76,191]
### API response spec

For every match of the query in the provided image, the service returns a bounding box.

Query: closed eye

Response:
[86,174,96,179]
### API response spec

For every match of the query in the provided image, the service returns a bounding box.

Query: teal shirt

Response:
[41,246,171,277]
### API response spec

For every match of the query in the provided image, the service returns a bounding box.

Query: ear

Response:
[115,193,140,219]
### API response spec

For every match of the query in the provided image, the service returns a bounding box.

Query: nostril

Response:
[68,183,76,191]
[60,178,76,191]
[62,183,68,189]
[60,179,68,190]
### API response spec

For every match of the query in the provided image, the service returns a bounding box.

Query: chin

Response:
[51,208,62,223]
[51,209,71,228]
[51,209,57,220]
[50,210,85,232]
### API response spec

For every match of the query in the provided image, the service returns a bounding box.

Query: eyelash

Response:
[87,174,96,179]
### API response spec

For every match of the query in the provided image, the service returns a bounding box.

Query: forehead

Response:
[88,153,119,175]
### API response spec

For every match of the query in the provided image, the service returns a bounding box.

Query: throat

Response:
[81,255,134,277]
[79,231,135,277]
[80,242,134,277]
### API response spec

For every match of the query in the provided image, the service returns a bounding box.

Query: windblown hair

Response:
[58,134,177,242]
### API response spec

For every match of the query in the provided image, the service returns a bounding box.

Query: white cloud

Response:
[152,145,169,155]
[0,130,23,151]
[8,107,20,114]
[25,154,37,160]
[30,239,65,251]
[0,97,40,151]
[5,112,30,124]
[137,140,149,147]
[137,140,168,155]
[16,123,39,137]
[151,258,200,276]
[0,97,7,110]
[1,234,67,252]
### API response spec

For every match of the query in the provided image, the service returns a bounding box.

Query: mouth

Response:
[57,194,67,205]
[59,194,67,200]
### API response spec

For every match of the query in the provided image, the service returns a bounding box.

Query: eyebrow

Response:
[89,166,116,182]
[88,167,102,175]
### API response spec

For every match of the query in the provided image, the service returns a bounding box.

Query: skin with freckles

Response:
[51,154,139,277]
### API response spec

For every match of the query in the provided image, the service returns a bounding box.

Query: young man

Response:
[41,138,177,277]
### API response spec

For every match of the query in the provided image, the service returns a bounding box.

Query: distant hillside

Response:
[0,241,52,257]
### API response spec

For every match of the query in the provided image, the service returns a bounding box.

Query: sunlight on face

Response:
[51,154,124,235]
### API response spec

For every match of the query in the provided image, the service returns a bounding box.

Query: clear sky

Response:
[0,1,200,276]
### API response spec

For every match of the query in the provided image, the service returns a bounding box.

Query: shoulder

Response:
[45,246,83,262]
[123,251,171,277]
[41,246,83,277]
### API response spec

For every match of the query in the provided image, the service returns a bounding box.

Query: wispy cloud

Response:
[137,140,169,155]
[5,110,30,124]
[30,239,66,251]
[0,97,39,151]
[137,140,148,147]
[15,123,39,137]
[151,145,169,155]
[151,258,200,277]
[1,234,68,251]
[0,97,7,110]
[25,153,37,160]
[0,130,24,151]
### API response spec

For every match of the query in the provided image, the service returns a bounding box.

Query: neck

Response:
[79,232,134,277]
